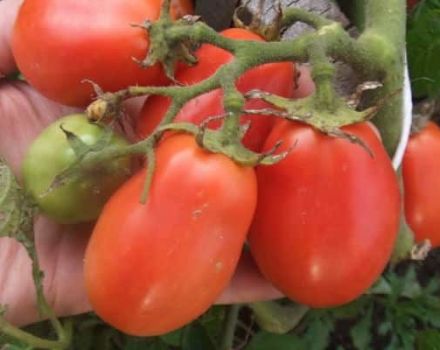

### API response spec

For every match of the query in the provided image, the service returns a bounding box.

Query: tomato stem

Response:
[0,160,71,349]
[282,6,333,29]
[357,0,406,154]
[87,1,406,154]
[141,142,156,204]
[218,63,246,144]
[0,317,70,350]
[308,43,338,113]
[159,0,172,21]
[220,304,241,350]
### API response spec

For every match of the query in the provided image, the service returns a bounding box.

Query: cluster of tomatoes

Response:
[11,0,440,338]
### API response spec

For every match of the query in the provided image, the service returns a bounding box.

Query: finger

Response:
[0,218,92,326]
[216,250,283,304]
[0,0,22,76]
[0,81,78,175]
[0,81,88,326]
[293,64,315,99]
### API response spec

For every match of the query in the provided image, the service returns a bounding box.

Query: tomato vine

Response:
[0,0,412,348]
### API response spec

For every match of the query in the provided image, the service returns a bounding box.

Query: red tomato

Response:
[170,0,193,18]
[12,0,192,107]
[136,28,295,152]
[403,121,440,247]
[249,121,400,307]
[407,0,420,10]
[84,133,257,336]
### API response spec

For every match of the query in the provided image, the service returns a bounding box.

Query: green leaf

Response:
[368,277,393,295]
[124,337,168,350]
[424,300,440,328]
[301,312,334,350]
[181,324,216,350]
[244,332,304,350]
[0,159,35,240]
[350,305,373,349]
[417,330,440,350]
[330,297,370,320]
[198,306,226,343]
[0,345,33,350]
[407,0,440,98]
[161,328,184,347]
[378,320,392,336]
[249,301,308,334]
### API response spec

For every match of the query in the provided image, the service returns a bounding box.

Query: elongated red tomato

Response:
[249,121,400,307]
[12,0,192,107]
[84,133,257,336]
[403,121,440,247]
[136,28,295,152]
[170,0,193,18]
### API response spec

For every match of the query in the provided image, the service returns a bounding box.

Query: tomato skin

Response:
[136,28,295,152]
[170,0,193,19]
[84,133,257,336]
[249,121,400,307]
[403,122,440,247]
[12,0,192,107]
[22,114,132,224]
[407,0,420,10]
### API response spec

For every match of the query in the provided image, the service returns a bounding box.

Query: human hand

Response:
[0,0,286,328]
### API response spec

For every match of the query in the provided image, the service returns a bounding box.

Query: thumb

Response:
[0,0,23,77]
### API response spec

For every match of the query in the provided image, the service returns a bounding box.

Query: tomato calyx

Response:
[245,82,383,154]
[135,1,199,80]
[198,128,290,167]
[153,120,290,167]
[46,123,121,192]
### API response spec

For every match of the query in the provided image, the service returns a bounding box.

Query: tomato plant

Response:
[12,0,192,107]
[84,133,257,336]
[0,0,416,348]
[136,28,295,152]
[249,121,401,308]
[403,121,440,247]
[22,114,132,224]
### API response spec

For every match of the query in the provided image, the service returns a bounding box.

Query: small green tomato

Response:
[22,114,132,224]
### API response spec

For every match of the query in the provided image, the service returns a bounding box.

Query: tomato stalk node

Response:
[84,80,127,122]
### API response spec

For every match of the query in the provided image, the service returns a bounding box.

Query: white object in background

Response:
[392,54,413,169]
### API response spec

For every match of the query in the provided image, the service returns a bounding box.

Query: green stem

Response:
[159,0,172,20]
[24,240,66,339]
[219,62,246,143]
[308,43,338,112]
[0,318,68,350]
[220,304,241,350]
[282,7,332,28]
[358,0,406,154]
[1,316,71,350]
[168,22,238,53]
[141,143,156,204]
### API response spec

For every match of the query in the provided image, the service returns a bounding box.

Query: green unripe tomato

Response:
[22,114,132,224]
